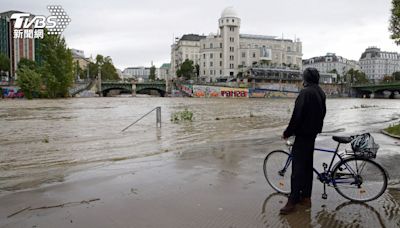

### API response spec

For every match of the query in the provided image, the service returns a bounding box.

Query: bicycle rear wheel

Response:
[332,157,387,202]
[263,150,292,194]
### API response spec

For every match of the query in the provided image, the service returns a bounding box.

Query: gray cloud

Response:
[0,0,397,69]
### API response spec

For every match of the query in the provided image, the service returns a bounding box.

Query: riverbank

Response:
[1,133,400,228]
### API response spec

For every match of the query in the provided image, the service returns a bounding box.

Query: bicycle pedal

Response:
[322,193,327,199]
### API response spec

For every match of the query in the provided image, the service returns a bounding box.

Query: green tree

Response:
[90,55,119,81]
[101,56,119,81]
[328,69,340,83]
[39,34,74,98]
[176,59,194,80]
[346,69,369,84]
[16,66,41,99]
[392,71,400,81]
[18,58,37,70]
[0,53,10,72]
[390,0,400,45]
[149,65,156,81]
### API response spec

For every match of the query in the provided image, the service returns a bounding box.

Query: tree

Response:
[0,53,10,72]
[90,55,119,81]
[18,58,37,70]
[346,69,369,84]
[39,34,74,98]
[149,65,156,81]
[390,0,400,45]
[176,59,194,80]
[392,71,400,81]
[383,75,394,83]
[16,66,41,99]
[328,69,340,83]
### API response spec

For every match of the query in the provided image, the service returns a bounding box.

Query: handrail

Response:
[121,106,161,132]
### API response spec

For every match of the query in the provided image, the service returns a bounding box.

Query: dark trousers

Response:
[289,135,316,203]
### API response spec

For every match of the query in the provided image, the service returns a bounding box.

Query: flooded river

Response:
[0,98,399,193]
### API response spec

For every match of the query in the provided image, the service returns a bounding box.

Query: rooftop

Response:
[180,34,206,42]
[221,7,239,18]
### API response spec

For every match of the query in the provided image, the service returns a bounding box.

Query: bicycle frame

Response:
[284,142,360,185]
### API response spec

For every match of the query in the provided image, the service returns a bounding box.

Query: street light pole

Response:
[98,65,102,97]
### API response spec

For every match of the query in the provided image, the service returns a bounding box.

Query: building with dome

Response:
[171,7,303,82]
[359,47,400,82]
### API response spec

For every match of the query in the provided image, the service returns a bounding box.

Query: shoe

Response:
[280,200,296,215]
[298,197,311,208]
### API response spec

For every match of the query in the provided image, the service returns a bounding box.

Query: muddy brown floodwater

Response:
[0,97,399,227]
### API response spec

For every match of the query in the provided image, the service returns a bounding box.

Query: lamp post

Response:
[98,65,102,97]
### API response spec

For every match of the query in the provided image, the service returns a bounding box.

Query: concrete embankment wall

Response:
[174,83,344,98]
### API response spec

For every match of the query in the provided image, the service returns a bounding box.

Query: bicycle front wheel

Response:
[332,157,388,202]
[263,150,292,194]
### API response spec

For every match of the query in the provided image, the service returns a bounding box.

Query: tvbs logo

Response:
[11,13,57,29]
[11,5,71,39]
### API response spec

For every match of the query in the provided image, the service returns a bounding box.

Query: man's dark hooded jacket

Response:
[283,69,326,138]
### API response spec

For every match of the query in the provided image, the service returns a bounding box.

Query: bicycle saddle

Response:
[332,136,353,144]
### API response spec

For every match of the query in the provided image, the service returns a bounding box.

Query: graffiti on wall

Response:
[193,85,220,97]
[1,87,24,98]
[220,87,248,98]
[176,84,193,96]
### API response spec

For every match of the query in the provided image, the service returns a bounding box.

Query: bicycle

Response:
[263,135,388,202]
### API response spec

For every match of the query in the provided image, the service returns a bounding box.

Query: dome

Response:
[221,7,238,18]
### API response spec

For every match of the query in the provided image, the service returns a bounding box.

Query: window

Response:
[253,52,256,58]
[220,53,222,58]
[210,43,213,48]
[229,47,234,52]
[230,37,234,42]
[230,55,234,60]
[210,53,213,59]
[203,44,205,49]
[203,70,205,75]
[220,43,222,48]
[220,70,222,75]
[232,19,235,22]
[220,61,222,66]
[242,52,245,58]
[210,70,213,75]
[203,62,205,67]
[203,54,205,58]
[210,61,213,67]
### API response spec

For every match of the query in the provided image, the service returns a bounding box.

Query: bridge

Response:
[100,81,166,97]
[351,82,400,98]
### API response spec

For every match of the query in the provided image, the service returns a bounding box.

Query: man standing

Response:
[280,67,326,215]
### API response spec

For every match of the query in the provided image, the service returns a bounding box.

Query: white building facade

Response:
[171,34,205,79]
[158,63,170,80]
[359,47,400,82]
[303,53,360,77]
[170,7,303,81]
[122,67,151,80]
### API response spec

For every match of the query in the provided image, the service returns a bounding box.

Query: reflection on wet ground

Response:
[261,191,400,227]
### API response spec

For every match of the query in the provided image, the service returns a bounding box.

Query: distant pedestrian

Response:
[280,67,326,215]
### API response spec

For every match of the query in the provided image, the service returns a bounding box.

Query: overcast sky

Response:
[1,0,398,70]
